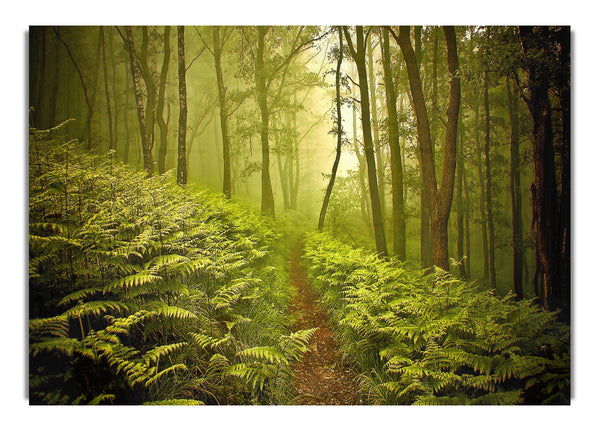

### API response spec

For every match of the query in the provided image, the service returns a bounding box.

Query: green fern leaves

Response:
[304,231,570,405]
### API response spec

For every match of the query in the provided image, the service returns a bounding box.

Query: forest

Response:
[28,25,570,407]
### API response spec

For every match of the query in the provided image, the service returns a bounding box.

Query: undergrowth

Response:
[303,231,570,405]
[28,122,313,405]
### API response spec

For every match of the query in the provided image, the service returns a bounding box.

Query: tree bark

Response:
[157,26,171,174]
[381,29,406,260]
[213,26,232,198]
[519,26,560,311]
[344,26,388,256]
[100,27,115,152]
[474,106,490,280]
[483,73,497,289]
[177,26,188,185]
[392,26,460,271]
[318,27,344,231]
[255,26,276,217]
[367,33,387,233]
[507,77,524,300]
[456,110,467,280]
[121,26,154,176]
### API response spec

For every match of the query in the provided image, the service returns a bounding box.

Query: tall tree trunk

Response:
[100,27,115,152]
[121,26,154,176]
[344,26,388,256]
[392,26,460,271]
[157,26,171,174]
[381,29,406,260]
[557,26,571,319]
[463,161,472,280]
[456,109,467,280]
[109,29,119,159]
[368,33,387,232]
[256,26,276,217]
[177,26,188,185]
[123,60,131,164]
[139,27,157,157]
[213,26,232,198]
[474,106,490,280]
[507,77,524,300]
[318,27,344,231]
[353,97,372,235]
[483,74,497,289]
[519,26,560,311]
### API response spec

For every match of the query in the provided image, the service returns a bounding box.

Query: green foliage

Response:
[28,126,312,405]
[303,231,570,405]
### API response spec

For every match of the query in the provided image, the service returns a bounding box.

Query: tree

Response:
[318,27,344,232]
[157,26,171,175]
[344,26,388,257]
[506,76,523,300]
[120,26,154,176]
[390,26,460,271]
[518,26,568,314]
[381,29,406,260]
[177,26,188,185]
[212,26,233,198]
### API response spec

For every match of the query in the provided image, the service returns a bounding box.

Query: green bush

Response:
[28,124,312,405]
[303,231,570,405]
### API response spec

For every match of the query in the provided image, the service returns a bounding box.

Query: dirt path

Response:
[288,240,358,405]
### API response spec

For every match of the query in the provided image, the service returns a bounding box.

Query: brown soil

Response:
[287,240,358,405]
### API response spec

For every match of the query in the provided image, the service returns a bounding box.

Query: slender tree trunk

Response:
[100,27,115,152]
[213,26,232,198]
[483,74,497,289]
[123,60,131,164]
[381,30,406,260]
[474,107,490,280]
[318,27,344,231]
[157,26,171,174]
[255,26,276,217]
[507,77,524,300]
[353,98,372,235]
[456,110,467,280]
[109,29,119,158]
[177,26,188,185]
[139,27,157,157]
[344,26,388,256]
[463,163,472,280]
[122,26,154,176]
[368,33,387,232]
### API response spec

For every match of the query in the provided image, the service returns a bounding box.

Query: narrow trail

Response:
[288,240,358,405]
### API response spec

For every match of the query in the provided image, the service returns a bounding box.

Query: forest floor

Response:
[288,240,359,405]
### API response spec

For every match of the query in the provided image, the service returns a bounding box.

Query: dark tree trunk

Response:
[213,26,232,198]
[121,26,154,176]
[483,74,497,289]
[392,26,460,271]
[344,26,388,256]
[519,26,560,312]
[456,110,467,280]
[157,26,171,174]
[507,77,524,300]
[367,33,387,234]
[255,26,276,217]
[100,27,115,152]
[109,29,119,159]
[473,107,490,280]
[318,27,344,232]
[381,30,406,260]
[177,26,188,185]
[557,27,571,319]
